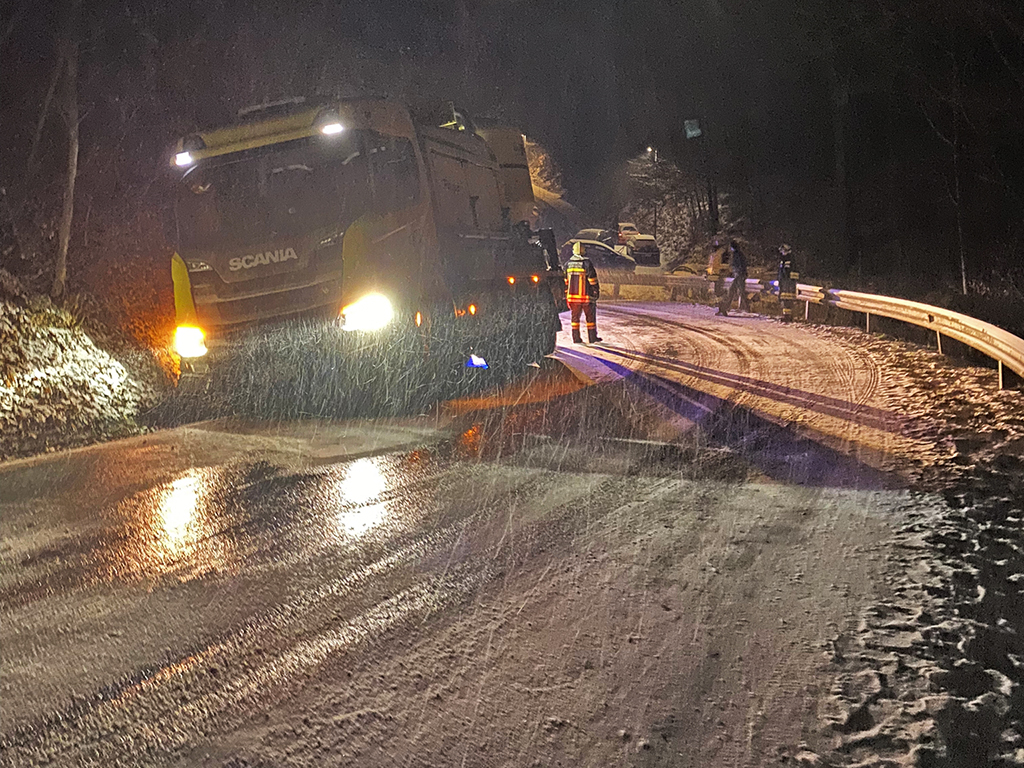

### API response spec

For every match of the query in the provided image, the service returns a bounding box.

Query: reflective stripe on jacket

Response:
[565,255,599,301]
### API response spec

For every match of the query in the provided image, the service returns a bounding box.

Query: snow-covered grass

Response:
[0,294,161,459]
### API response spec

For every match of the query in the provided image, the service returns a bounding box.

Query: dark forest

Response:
[2,0,1024,341]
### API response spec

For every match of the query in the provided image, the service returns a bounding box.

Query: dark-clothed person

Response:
[718,240,750,316]
[777,243,799,322]
[565,241,602,343]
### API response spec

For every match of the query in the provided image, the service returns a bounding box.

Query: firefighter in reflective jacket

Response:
[777,243,799,323]
[565,241,602,343]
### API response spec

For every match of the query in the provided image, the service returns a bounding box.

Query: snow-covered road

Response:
[2,301,1022,766]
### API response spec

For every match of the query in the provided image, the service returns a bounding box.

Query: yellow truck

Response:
[167,98,562,377]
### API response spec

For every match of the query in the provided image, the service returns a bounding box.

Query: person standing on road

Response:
[718,240,750,316]
[777,243,799,323]
[707,239,730,312]
[565,241,602,343]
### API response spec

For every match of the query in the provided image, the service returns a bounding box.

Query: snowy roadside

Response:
[806,325,1024,767]
[0,293,164,461]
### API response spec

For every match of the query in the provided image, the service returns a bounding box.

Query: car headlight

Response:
[341,293,393,332]
[174,325,208,358]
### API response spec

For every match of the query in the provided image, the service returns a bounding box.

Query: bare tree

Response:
[52,1,80,299]
[0,1,27,58]
[27,55,64,173]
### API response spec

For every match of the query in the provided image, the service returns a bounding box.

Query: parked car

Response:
[559,239,637,274]
[573,228,616,247]
[617,222,639,244]
[627,234,661,266]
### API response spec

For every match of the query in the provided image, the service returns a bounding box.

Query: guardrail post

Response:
[999,360,1005,390]
[804,301,810,321]
[866,312,872,334]
[936,331,943,355]
[612,283,620,299]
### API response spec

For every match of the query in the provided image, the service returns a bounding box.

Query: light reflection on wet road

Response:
[0,302,952,767]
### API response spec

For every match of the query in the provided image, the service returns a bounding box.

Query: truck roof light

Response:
[316,108,344,136]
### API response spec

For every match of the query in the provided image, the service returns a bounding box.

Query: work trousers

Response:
[779,278,797,322]
[719,273,750,314]
[568,300,598,343]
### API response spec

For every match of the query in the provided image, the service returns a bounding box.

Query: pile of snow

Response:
[0,296,157,458]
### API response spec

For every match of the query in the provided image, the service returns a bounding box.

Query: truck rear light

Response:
[174,325,208,358]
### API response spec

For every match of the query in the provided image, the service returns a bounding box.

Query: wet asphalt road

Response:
[0,302,955,766]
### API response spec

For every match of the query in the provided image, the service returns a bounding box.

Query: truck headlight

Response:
[341,293,393,332]
[174,325,208,358]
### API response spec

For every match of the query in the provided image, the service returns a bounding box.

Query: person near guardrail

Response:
[777,243,799,323]
[717,240,750,316]
[707,239,731,312]
[565,240,602,343]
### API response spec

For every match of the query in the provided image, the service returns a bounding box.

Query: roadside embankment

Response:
[0,275,165,460]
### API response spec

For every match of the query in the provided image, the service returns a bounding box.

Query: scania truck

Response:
[167,98,562,379]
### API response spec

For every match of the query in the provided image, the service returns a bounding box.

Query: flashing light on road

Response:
[646,146,653,153]
[468,304,477,315]
[415,311,423,327]
[531,275,540,283]
[466,354,489,369]
[175,151,194,167]
[320,122,344,136]
[507,276,515,285]
[174,325,207,358]
[342,293,394,332]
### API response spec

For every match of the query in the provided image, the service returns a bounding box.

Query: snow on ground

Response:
[0,299,159,459]
[803,325,1024,766]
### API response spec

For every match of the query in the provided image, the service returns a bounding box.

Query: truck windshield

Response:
[174,130,419,250]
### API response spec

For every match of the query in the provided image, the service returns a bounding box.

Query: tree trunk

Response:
[951,61,967,295]
[27,53,63,173]
[52,21,78,300]
[0,2,27,58]
[823,31,851,266]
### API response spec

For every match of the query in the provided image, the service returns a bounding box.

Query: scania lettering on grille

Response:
[228,247,298,271]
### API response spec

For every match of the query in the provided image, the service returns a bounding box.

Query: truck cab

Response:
[168,98,560,372]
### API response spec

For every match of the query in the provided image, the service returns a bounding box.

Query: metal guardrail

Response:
[602,270,1024,389]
